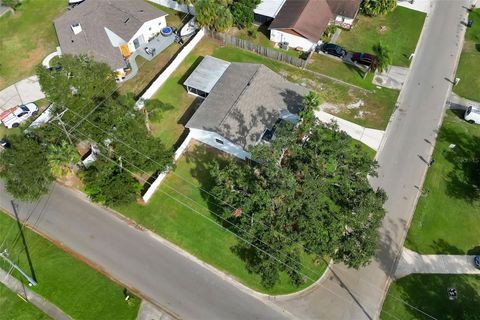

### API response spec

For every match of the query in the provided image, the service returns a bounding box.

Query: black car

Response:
[351,52,378,67]
[474,256,480,269]
[0,138,9,150]
[321,43,347,58]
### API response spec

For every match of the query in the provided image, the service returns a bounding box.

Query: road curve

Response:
[277,1,470,319]
[0,181,290,320]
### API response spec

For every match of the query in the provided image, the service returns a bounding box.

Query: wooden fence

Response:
[206,30,308,69]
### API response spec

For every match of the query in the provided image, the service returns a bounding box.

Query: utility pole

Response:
[54,111,73,145]
[0,250,37,286]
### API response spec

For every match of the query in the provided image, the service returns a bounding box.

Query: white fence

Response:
[147,0,196,15]
[138,28,205,102]
[142,133,193,202]
[140,30,205,202]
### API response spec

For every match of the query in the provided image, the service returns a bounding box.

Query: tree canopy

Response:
[195,0,259,30]
[18,55,174,205]
[0,135,53,201]
[373,41,393,72]
[361,0,397,16]
[208,94,386,288]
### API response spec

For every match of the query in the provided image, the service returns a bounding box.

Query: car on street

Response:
[0,102,39,129]
[351,52,378,68]
[320,43,347,58]
[474,256,480,269]
[464,105,480,124]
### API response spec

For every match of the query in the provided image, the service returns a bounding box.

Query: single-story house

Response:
[184,56,308,159]
[268,0,361,51]
[54,0,168,74]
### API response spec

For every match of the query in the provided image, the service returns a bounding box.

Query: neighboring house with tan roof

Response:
[268,0,362,51]
[54,0,168,73]
[184,56,308,159]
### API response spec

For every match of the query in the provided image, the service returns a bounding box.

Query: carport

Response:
[183,56,231,98]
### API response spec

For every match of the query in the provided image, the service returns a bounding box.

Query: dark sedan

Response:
[321,43,347,58]
[351,52,378,67]
[474,256,480,269]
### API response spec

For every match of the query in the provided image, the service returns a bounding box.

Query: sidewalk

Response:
[0,268,71,320]
[373,66,409,90]
[136,300,175,320]
[397,0,432,13]
[395,248,480,279]
[0,76,45,111]
[315,110,385,151]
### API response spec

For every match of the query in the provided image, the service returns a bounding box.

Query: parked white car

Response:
[1,103,39,129]
[464,105,480,124]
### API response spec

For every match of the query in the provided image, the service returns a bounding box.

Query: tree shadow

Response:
[439,124,480,203]
[383,274,480,319]
[467,245,480,255]
[375,217,404,275]
[431,239,464,255]
[476,44,480,52]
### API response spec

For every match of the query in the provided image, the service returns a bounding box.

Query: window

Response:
[215,139,224,145]
[133,37,141,49]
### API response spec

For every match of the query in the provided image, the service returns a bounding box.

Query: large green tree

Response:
[35,55,173,204]
[195,0,234,31]
[0,135,53,201]
[230,0,260,28]
[209,115,386,288]
[361,0,397,16]
[82,159,142,206]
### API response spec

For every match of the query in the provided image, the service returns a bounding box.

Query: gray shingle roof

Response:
[183,56,231,94]
[54,0,166,69]
[186,60,308,148]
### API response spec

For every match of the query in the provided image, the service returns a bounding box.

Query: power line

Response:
[53,120,436,320]
[59,103,438,319]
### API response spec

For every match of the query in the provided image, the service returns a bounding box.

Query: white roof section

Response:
[254,0,286,18]
[183,56,231,94]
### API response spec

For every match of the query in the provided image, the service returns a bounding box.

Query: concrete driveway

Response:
[0,76,45,111]
[315,110,385,151]
[395,248,480,279]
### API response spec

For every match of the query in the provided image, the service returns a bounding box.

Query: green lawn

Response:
[117,143,328,295]
[0,283,50,320]
[405,111,480,254]
[381,274,480,319]
[454,9,480,101]
[0,213,141,320]
[211,43,398,129]
[337,7,426,67]
[118,43,181,97]
[0,0,67,90]
[307,53,376,90]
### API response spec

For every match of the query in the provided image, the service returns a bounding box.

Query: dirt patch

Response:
[378,25,388,34]
[347,100,364,109]
[18,46,46,74]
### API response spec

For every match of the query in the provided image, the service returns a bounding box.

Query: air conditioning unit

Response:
[279,42,289,50]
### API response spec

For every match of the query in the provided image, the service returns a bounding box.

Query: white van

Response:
[464,106,480,124]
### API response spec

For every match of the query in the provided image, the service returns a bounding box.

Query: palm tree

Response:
[47,141,80,177]
[373,42,392,72]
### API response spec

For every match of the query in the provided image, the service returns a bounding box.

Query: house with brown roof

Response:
[54,0,168,73]
[184,56,308,159]
[268,0,362,51]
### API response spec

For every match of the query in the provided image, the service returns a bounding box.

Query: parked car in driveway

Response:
[474,256,480,269]
[0,103,39,129]
[320,43,347,58]
[464,105,480,124]
[351,52,378,68]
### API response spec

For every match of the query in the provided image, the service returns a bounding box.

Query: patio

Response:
[122,33,176,81]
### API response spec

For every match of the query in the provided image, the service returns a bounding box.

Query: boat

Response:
[180,17,197,38]
[69,0,85,6]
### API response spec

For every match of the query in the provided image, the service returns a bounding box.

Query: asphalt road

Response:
[278,1,471,319]
[0,182,290,320]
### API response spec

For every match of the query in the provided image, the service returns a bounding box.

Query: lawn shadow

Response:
[467,246,480,255]
[431,239,464,255]
[383,274,480,320]
[177,56,204,85]
[476,44,480,52]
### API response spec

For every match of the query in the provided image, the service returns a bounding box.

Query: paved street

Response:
[278,0,471,319]
[0,181,290,320]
